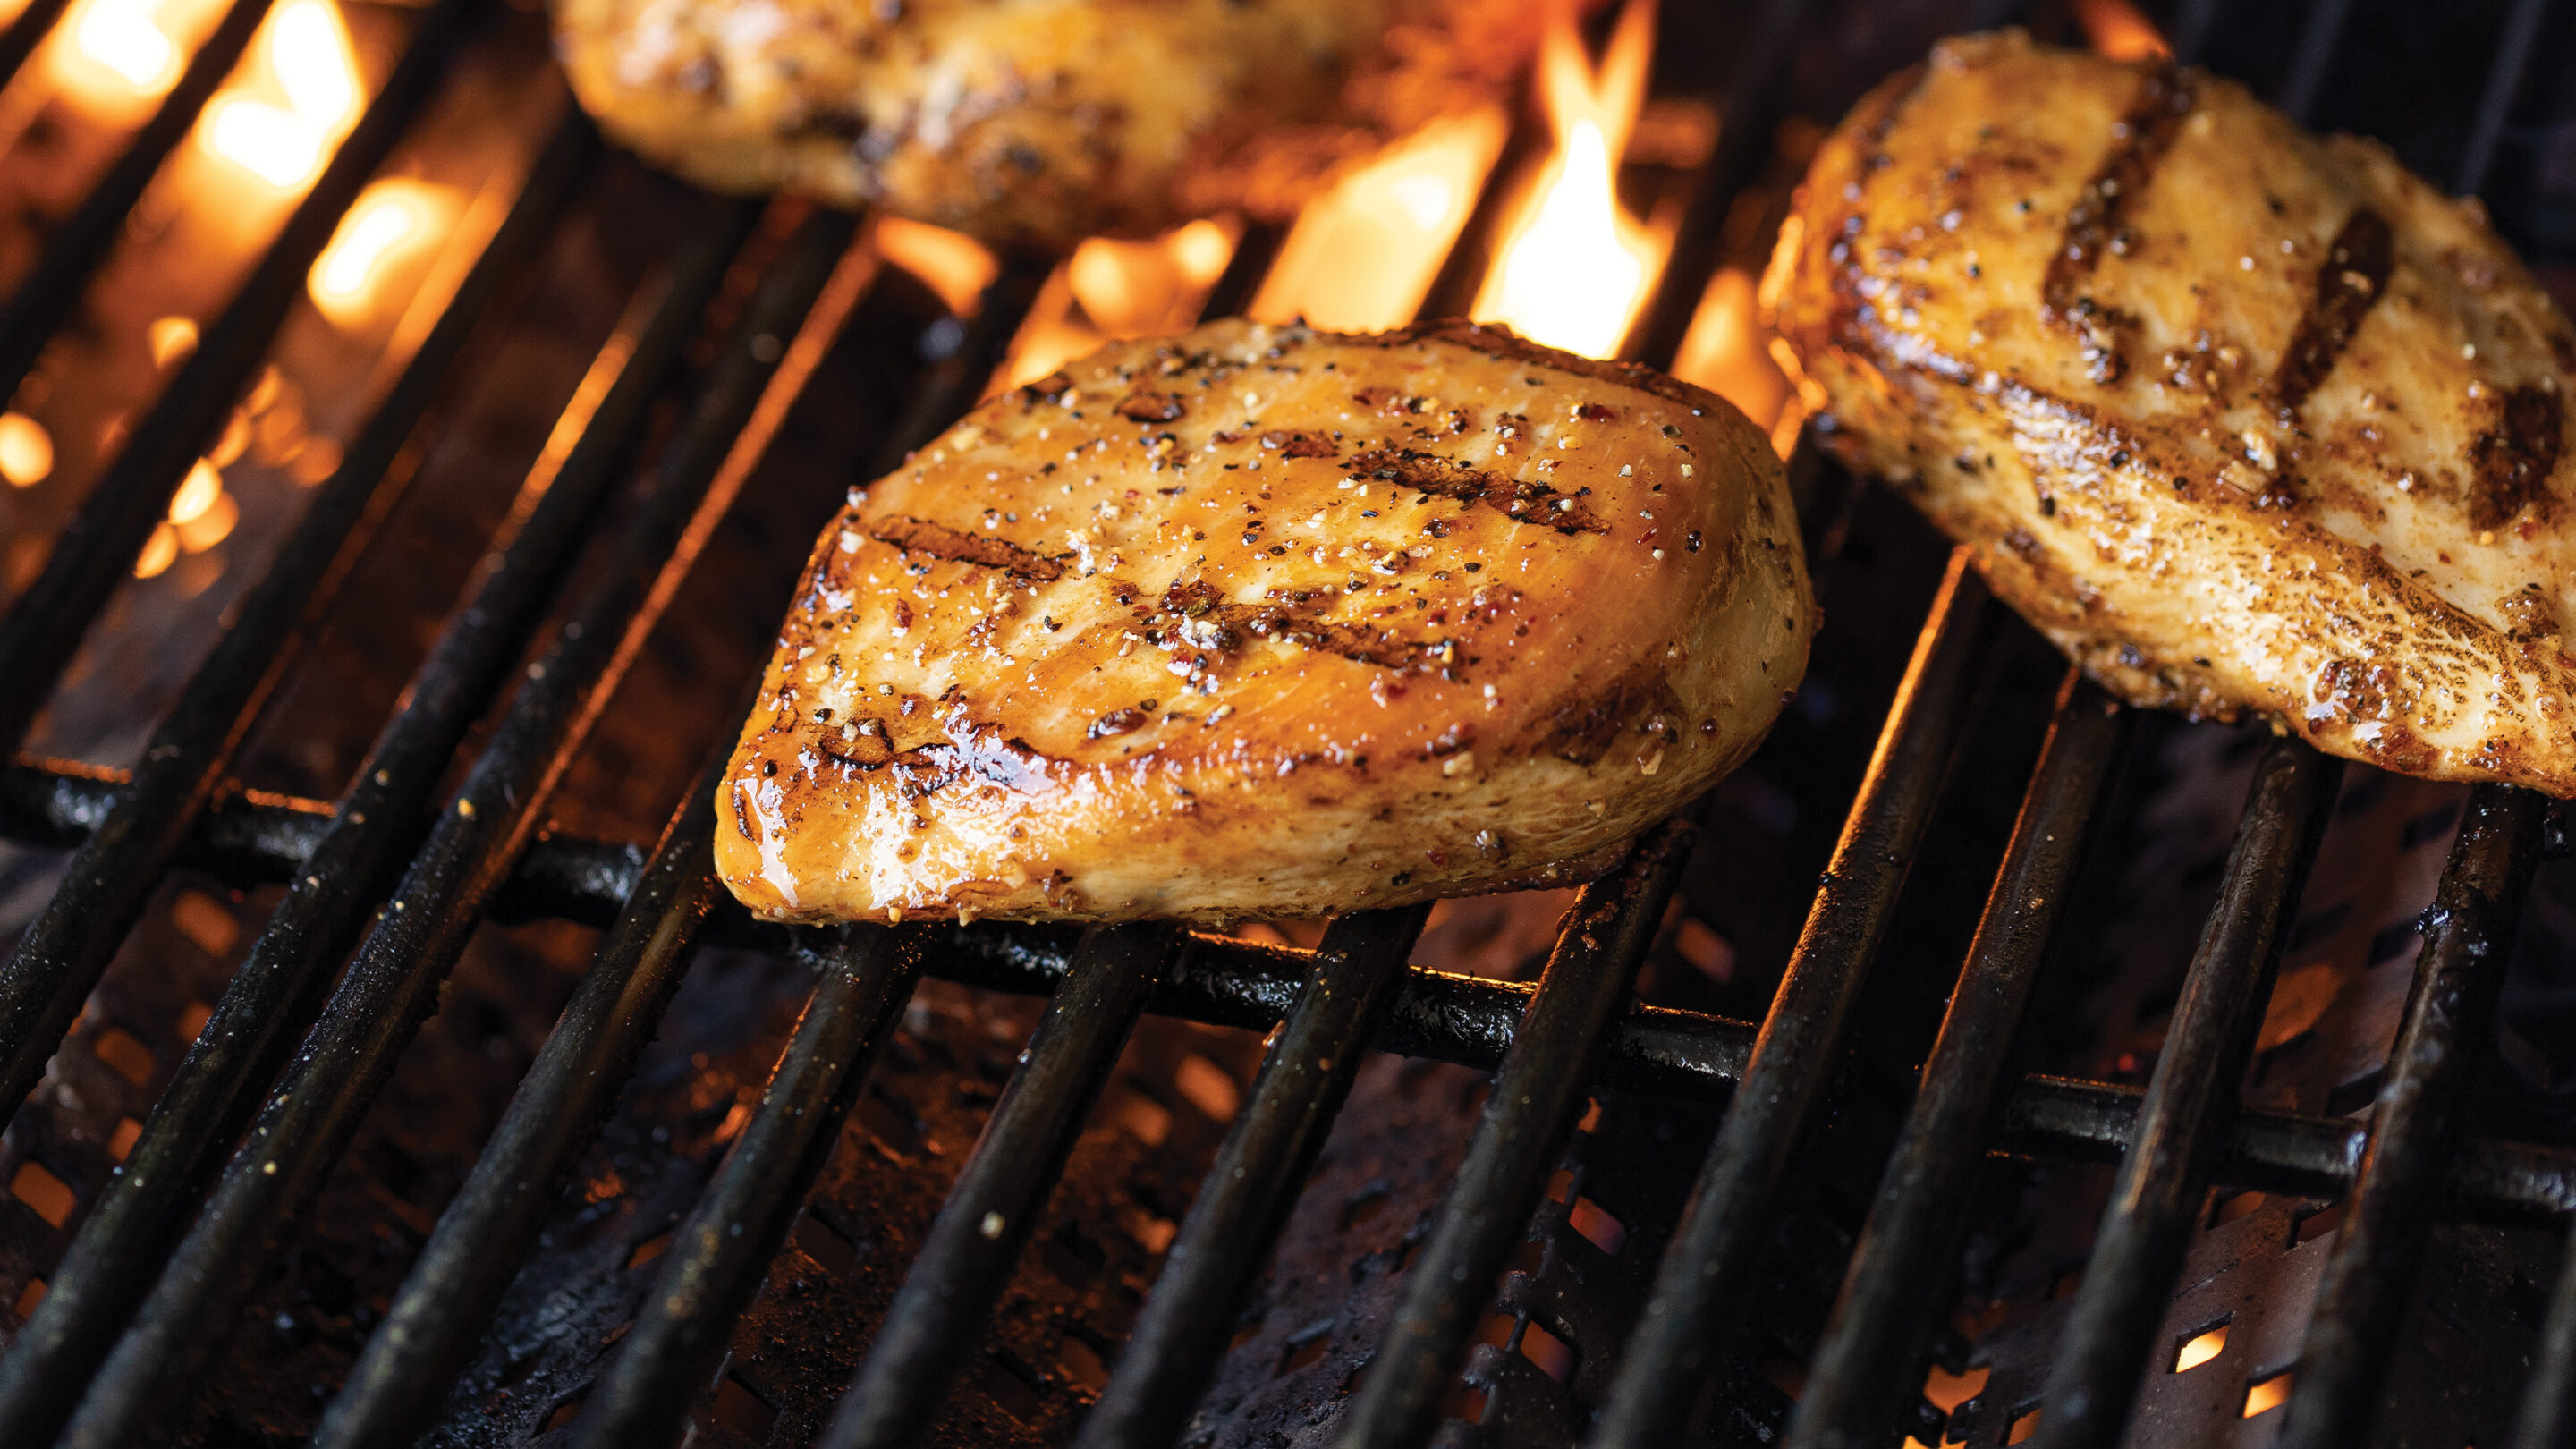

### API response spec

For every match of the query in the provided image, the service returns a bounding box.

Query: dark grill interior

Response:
[5,1,2576,1446]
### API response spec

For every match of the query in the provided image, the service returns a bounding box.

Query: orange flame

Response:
[2072,0,2171,61]
[1249,108,1507,332]
[309,177,455,326]
[48,0,225,117]
[197,0,360,191]
[1472,0,1666,359]
[875,216,1000,319]
[996,217,1241,392]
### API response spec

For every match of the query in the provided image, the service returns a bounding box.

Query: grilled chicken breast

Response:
[716,319,1811,924]
[1767,30,2576,794]
[553,0,1543,251]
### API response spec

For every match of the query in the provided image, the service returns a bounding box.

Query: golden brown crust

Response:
[715,319,1813,924]
[1766,28,2576,795]
[551,0,1546,250]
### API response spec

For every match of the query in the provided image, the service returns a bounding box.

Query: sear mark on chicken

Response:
[716,318,1813,924]
[1767,27,2576,794]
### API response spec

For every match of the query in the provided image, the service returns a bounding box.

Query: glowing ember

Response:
[309,178,454,326]
[148,316,198,367]
[48,0,225,114]
[175,488,238,551]
[169,457,221,523]
[198,0,360,191]
[0,413,52,486]
[1250,108,1505,331]
[72,0,175,90]
[134,522,179,578]
[1472,0,1666,360]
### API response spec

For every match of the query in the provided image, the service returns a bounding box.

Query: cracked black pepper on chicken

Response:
[553,0,1548,250]
[1766,29,2576,794]
[716,319,1813,924]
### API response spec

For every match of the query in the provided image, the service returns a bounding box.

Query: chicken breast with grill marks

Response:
[553,0,1544,251]
[716,319,1811,925]
[1767,29,2576,794]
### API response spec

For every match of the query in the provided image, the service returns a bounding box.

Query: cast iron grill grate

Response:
[0,1,2573,1447]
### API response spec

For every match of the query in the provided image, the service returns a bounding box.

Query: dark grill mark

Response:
[869,516,1065,580]
[2468,385,2563,530]
[1344,447,1606,535]
[2270,208,2394,411]
[1116,391,1186,422]
[2041,63,2194,381]
[1542,667,1684,765]
[1017,371,1072,406]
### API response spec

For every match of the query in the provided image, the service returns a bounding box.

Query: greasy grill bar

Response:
[0,1,2572,1447]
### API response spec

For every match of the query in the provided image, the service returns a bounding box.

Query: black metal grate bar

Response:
[0,110,593,1310]
[1623,0,1809,369]
[1338,814,1707,1449]
[1075,904,1432,1449]
[565,235,1054,1449]
[2455,0,2552,194]
[14,747,2576,1224]
[2513,1208,2576,1449]
[0,224,755,1418]
[822,924,1180,1449]
[0,0,279,409]
[2279,0,2357,126]
[0,215,754,1429]
[0,0,76,95]
[1789,673,2130,1449]
[570,922,938,1446]
[38,203,852,1449]
[310,740,741,1449]
[0,0,485,751]
[2277,784,2548,1449]
[1589,552,1996,1448]
[2031,737,2341,1449]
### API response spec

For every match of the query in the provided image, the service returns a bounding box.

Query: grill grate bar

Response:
[1589,551,1996,1448]
[0,114,593,1341]
[312,740,741,1449]
[1789,672,2131,1449]
[1624,0,1810,368]
[821,924,1180,1449]
[54,205,866,1447]
[2454,0,2553,194]
[550,228,1049,1448]
[0,202,749,1254]
[2279,0,2359,127]
[0,0,278,413]
[2031,737,2341,1449]
[0,205,753,1447]
[0,0,485,752]
[15,748,2576,1219]
[0,194,773,1444]
[2514,1200,2576,1449]
[0,0,76,97]
[570,922,937,1447]
[1076,904,1434,1449]
[2278,784,2548,1449]
[1340,812,1706,1449]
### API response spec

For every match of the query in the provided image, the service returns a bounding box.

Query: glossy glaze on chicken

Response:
[716,320,1812,924]
[1767,29,2576,794]
[554,0,1544,251]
